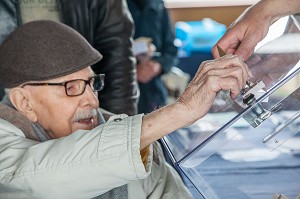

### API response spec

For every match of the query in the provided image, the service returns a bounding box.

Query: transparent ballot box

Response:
[161,15,300,199]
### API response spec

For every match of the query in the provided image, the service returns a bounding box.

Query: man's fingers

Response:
[194,55,253,98]
[219,77,241,99]
[197,55,251,84]
[206,67,246,91]
[218,55,253,82]
[206,75,242,99]
[184,55,251,114]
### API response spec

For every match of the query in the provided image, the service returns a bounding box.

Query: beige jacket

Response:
[0,114,193,199]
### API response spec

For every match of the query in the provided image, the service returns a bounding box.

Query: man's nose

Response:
[80,84,99,107]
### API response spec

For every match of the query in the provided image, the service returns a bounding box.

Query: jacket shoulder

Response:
[0,118,26,137]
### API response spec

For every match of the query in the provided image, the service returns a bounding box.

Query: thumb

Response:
[234,34,261,61]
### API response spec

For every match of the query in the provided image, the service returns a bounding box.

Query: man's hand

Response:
[177,54,252,121]
[140,55,252,149]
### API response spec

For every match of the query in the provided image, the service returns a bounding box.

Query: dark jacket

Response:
[126,0,178,113]
[0,0,138,115]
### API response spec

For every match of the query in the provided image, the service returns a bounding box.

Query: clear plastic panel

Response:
[162,15,300,199]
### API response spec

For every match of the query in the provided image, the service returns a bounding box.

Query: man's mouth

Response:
[75,116,98,130]
[77,117,94,124]
[73,109,98,130]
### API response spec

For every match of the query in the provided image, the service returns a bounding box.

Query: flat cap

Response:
[0,20,102,88]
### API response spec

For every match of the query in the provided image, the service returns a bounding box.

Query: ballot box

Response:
[161,15,300,199]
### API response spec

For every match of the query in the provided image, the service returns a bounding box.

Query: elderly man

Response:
[0,20,251,199]
[0,0,139,115]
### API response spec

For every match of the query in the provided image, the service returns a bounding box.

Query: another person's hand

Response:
[137,60,162,83]
[212,4,272,61]
[212,0,300,61]
[134,40,157,62]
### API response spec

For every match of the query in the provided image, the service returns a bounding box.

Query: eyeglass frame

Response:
[21,74,105,97]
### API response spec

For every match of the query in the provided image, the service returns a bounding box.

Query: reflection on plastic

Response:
[161,15,300,199]
[263,111,300,151]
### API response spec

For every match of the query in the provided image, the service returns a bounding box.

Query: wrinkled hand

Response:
[137,60,162,83]
[177,55,252,122]
[212,4,272,61]
[140,55,252,149]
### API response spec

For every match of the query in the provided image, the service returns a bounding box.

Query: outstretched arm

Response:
[140,55,252,149]
[212,0,300,61]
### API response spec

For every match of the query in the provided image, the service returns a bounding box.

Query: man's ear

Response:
[9,88,37,122]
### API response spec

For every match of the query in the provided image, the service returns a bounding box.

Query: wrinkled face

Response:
[24,67,99,138]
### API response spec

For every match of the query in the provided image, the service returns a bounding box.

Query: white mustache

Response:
[73,109,98,122]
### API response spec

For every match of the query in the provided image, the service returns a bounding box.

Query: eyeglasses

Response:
[21,74,105,97]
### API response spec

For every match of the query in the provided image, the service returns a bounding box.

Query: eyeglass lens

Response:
[92,75,104,91]
[65,75,104,96]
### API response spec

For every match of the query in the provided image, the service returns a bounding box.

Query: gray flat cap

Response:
[0,20,102,88]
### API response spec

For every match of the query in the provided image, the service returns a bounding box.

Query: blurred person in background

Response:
[126,0,178,113]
